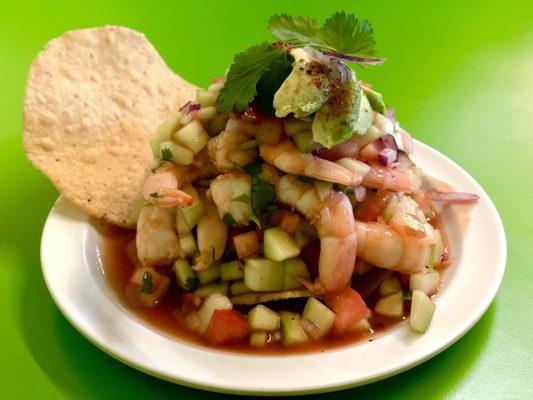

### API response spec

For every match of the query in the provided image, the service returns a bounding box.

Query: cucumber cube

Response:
[150,112,181,158]
[220,260,244,281]
[173,259,198,292]
[248,305,280,331]
[196,262,221,285]
[244,258,284,292]
[374,291,403,318]
[230,280,252,296]
[292,131,317,153]
[410,270,440,295]
[173,120,210,154]
[302,298,335,339]
[379,277,402,297]
[263,227,301,262]
[249,331,269,347]
[178,185,205,230]
[160,140,194,165]
[410,290,436,333]
[196,89,217,107]
[282,258,309,290]
[280,312,308,346]
[194,282,229,298]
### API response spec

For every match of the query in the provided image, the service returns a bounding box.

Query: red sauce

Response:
[98,225,411,355]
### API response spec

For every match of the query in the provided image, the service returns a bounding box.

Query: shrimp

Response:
[260,140,362,186]
[193,193,228,270]
[207,129,257,173]
[136,205,185,266]
[209,172,252,225]
[142,162,194,207]
[355,220,433,273]
[276,174,357,294]
[362,166,413,193]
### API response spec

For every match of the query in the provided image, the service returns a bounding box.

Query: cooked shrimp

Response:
[362,166,413,193]
[209,172,252,225]
[276,174,357,294]
[207,129,257,172]
[194,194,228,270]
[142,162,194,207]
[136,205,184,266]
[355,220,433,273]
[260,140,362,186]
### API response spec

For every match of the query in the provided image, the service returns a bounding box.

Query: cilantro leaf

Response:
[161,147,173,162]
[140,271,154,294]
[222,213,236,226]
[217,43,289,112]
[269,12,378,56]
[149,192,162,199]
[252,177,276,213]
[243,161,263,176]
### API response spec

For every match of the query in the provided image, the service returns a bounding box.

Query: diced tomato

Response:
[313,138,359,161]
[181,293,202,313]
[397,272,410,286]
[269,210,301,234]
[325,287,369,333]
[360,189,394,222]
[205,309,251,345]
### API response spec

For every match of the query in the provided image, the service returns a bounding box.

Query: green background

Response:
[1,0,531,398]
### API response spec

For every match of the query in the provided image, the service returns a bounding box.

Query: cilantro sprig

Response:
[217,11,384,114]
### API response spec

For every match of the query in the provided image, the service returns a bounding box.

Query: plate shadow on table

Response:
[11,175,495,399]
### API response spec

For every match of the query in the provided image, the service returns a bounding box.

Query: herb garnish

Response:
[140,271,154,294]
[161,147,173,161]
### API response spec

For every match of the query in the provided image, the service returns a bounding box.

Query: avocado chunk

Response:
[352,93,373,136]
[273,47,332,118]
[263,227,301,261]
[363,86,387,115]
[312,72,363,148]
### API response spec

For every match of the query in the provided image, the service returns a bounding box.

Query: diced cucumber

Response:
[283,119,311,136]
[175,208,190,235]
[194,282,229,298]
[196,89,217,107]
[195,106,217,123]
[335,158,371,176]
[292,131,318,153]
[196,262,221,285]
[410,290,436,333]
[352,318,371,332]
[207,114,229,136]
[178,185,205,230]
[294,221,317,248]
[160,140,194,165]
[302,298,335,339]
[410,270,440,295]
[381,194,400,222]
[179,233,197,257]
[150,112,181,158]
[314,180,333,201]
[374,292,403,318]
[249,331,269,347]
[230,280,252,296]
[248,305,280,331]
[173,120,210,154]
[263,227,301,262]
[379,277,402,296]
[129,196,146,222]
[282,258,309,290]
[173,259,198,292]
[280,312,308,346]
[197,293,232,333]
[220,260,244,281]
[244,258,284,292]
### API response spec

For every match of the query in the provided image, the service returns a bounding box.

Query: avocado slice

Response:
[352,93,373,136]
[363,86,387,115]
[311,73,363,148]
[273,47,332,118]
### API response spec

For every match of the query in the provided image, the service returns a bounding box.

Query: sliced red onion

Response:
[322,51,387,66]
[381,134,398,151]
[426,190,479,203]
[179,101,191,112]
[387,108,396,125]
[378,147,397,166]
[179,101,201,114]
[313,138,359,161]
[441,252,450,262]
[330,59,351,84]
[354,186,367,202]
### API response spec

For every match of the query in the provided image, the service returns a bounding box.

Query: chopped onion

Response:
[179,101,201,114]
[330,59,351,84]
[441,252,450,262]
[387,108,396,125]
[313,138,359,161]
[426,190,479,203]
[322,51,386,66]
[354,186,367,202]
[378,147,398,167]
[381,134,398,151]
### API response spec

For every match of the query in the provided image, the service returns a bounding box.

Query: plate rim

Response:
[40,140,507,395]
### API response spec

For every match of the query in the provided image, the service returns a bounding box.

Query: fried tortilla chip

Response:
[231,290,311,305]
[23,26,195,228]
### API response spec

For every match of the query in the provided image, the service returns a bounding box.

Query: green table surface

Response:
[1,1,531,398]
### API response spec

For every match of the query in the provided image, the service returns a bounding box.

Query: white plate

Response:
[40,140,506,395]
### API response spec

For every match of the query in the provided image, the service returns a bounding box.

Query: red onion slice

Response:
[313,138,359,161]
[426,190,479,203]
[354,186,367,202]
[322,51,386,66]
[179,101,201,114]
[378,147,397,166]
[381,134,398,151]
